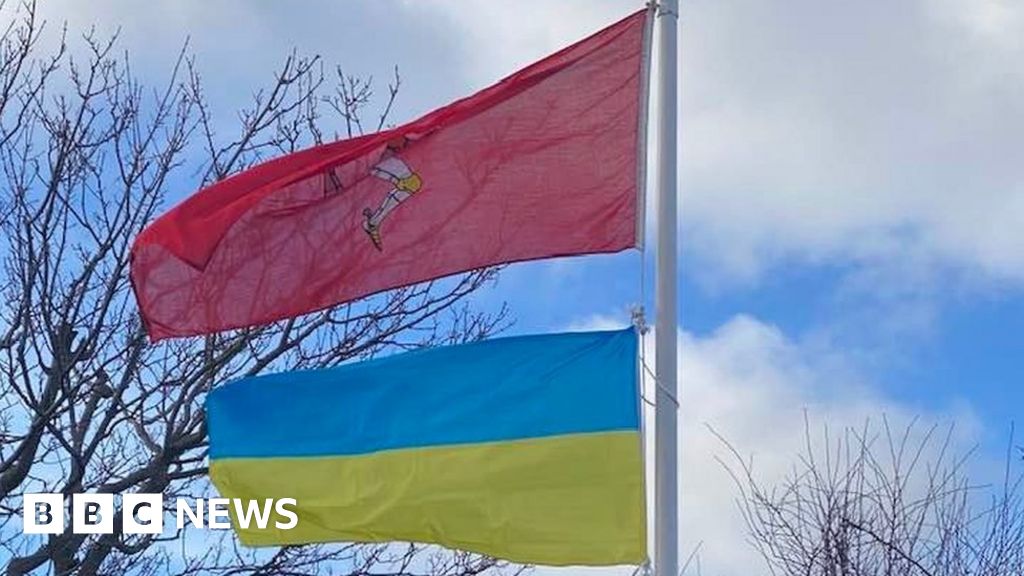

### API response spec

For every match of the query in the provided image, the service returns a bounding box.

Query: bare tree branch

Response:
[0,2,517,574]
[715,416,1024,576]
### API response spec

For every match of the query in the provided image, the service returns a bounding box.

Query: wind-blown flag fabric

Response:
[206,329,645,566]
[130,9,650,340]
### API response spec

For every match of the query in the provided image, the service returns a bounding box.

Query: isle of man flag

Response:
[131,9,651,340]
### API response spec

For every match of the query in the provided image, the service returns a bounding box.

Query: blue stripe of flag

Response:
[207,329,639,459]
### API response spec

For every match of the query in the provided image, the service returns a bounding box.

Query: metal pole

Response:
[653,1,679,576]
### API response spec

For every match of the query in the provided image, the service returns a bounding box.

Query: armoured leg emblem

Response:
[362,141,422,251]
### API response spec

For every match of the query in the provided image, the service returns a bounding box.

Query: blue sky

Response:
[36,0,1023,573]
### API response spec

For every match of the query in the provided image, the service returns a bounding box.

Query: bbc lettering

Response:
[23,494,298,535]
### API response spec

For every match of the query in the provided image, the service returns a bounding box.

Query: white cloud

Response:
[669,316,982,574]
[409,0,636,87]
[565,313,633,332]
[680,0,1024,286]
[549,314,985,575]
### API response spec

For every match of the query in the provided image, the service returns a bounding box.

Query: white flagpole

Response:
[653,1,679,576]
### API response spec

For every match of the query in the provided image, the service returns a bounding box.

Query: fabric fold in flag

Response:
[131,9,651,340]
[206,329,646,566]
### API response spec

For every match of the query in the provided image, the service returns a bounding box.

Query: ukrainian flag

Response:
[207,329,645,566]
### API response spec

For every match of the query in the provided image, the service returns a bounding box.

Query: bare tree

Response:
[0,1,516,574]
[717,417,1024,576]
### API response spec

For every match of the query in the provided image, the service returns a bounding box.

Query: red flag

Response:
[131,9,651,341]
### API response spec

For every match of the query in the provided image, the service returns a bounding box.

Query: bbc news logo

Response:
[23,494,298,535]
